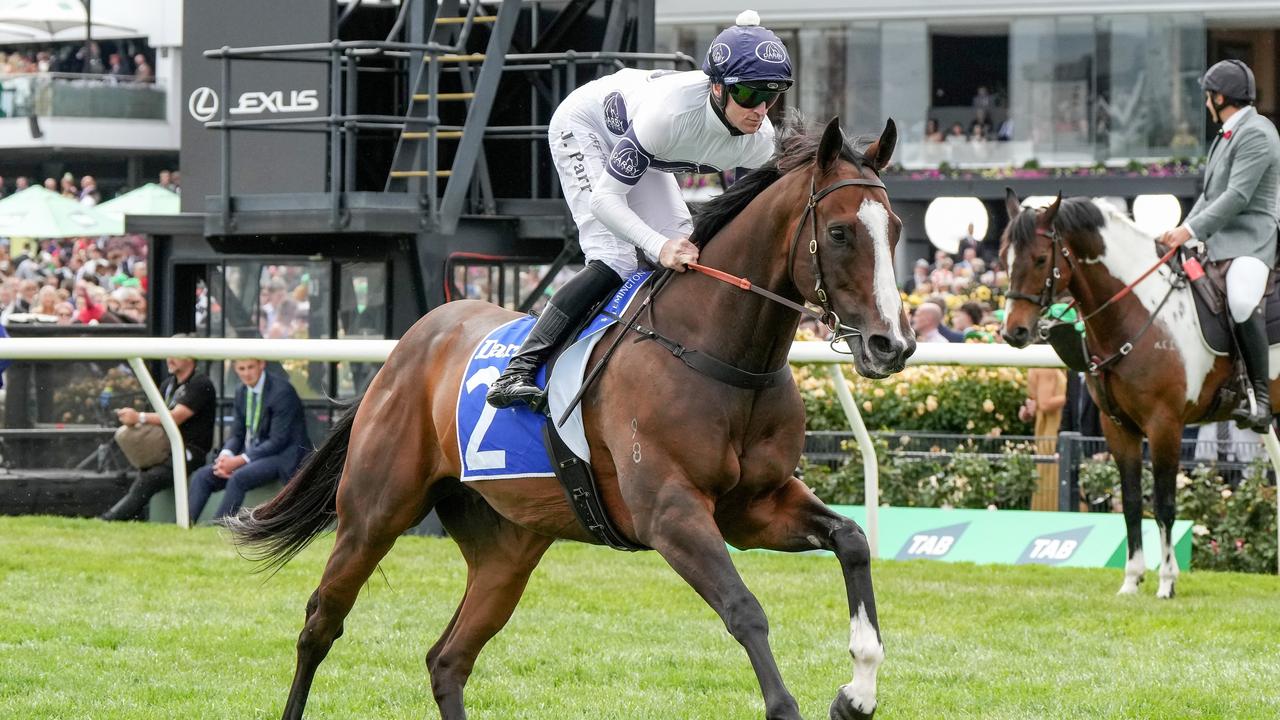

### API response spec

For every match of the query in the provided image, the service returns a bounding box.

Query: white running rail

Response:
[2,337,1275,573]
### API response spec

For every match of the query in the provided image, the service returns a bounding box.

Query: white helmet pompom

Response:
[735,10,760,27]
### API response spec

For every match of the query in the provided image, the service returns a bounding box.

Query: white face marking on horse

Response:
[1002,243,1017,324]
[1091,200,1213,405]
[842,602,884,715]
[857,199,907,345]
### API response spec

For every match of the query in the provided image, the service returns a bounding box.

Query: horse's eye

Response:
[829,227,847,245]
[1034,255,1048,267]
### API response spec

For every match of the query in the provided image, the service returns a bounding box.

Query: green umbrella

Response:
[0,186,123,238]
[98,183,180,219]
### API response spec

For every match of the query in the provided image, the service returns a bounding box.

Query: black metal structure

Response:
[137,0,690,338]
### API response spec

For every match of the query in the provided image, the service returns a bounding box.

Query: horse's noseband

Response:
[787,174,888,352]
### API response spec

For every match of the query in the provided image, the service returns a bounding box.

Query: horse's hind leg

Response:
[427,487,552,720]
[1102,416,1147,595]
[1147,423,1183,599]
[282,472,435,720]
[724,478,882,720]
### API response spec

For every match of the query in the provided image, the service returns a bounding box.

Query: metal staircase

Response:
[386,0,519,232]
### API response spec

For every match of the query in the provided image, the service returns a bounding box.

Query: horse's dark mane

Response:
[1008,196,1106,254]
[688,114,871,249]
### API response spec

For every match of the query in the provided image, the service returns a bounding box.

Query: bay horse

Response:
[1000,190,1277,599]
[224,117,914,720]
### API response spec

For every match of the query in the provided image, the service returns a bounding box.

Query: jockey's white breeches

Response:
[548,115,691,278]
[1226,256,1269,323]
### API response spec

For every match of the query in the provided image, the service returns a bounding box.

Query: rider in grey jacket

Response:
[1161,59,1280,432]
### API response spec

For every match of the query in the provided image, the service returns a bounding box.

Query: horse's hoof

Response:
[830,684,876,720]
[1156,583,1176,600]
[1116,575,1143,596]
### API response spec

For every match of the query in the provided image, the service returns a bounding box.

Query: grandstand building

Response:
[656,0,1280,257]
[0,1,180,195]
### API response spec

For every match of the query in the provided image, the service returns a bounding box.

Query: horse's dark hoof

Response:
[830,685,876,720]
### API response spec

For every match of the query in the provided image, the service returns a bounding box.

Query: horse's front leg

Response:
[629,477,802,720]
[723,478,882,720]
[1101,415,1147,595]
[1146,421,1184,599]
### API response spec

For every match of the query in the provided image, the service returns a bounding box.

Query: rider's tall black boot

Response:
[486,260,622,409]
[1232,310,1273,433]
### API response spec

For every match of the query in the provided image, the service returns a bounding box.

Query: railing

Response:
[0,72,165,120]
[1,337,1275,571]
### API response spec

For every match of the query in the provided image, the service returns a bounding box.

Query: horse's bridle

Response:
[1004,227,1074,316]
[786,172,888,351]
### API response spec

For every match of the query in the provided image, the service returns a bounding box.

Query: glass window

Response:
[1097,14,1205,160]
[336,261,387,397]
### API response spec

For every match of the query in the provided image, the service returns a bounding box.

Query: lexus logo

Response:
[188,86,219,122]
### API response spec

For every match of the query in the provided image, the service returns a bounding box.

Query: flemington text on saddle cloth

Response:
[455,271,653,481]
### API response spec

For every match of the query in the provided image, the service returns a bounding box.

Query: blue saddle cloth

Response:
[455,271,652,481]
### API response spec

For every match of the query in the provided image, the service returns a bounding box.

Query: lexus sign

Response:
[187,87,320,123]
[188,86,219,122]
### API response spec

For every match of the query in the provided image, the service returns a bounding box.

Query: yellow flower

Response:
[862,400,873,412]
[975,285,992,301]
[982,399,995,413]
[925,395,938,412]
[873,387,885,398]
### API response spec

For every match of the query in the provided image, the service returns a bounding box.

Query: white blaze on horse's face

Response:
[1002,243,1017,325]
[841,601,884,715]
[857,198,908,345]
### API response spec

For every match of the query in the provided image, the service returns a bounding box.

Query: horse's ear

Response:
[816,117,844,174]
[1038,192,1063,229]
[863,118,897,172]
[1004,187,1021,220]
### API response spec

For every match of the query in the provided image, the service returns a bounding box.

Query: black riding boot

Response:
[486,260,622,409]
[1231,311,1273,433]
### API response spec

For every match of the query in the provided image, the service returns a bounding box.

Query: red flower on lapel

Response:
[1223,130,1233,140]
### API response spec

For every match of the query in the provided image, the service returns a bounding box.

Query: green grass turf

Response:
[1,516,1278,720]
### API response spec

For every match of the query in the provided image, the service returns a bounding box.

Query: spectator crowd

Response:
[0,170,178,327]
[0,40,154,82]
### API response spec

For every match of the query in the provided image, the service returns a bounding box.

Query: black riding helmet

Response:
[1200,59,1256,104]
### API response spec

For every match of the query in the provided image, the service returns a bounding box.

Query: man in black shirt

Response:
[99,349,217,521]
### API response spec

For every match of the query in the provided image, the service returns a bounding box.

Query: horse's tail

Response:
[219,394,363,574]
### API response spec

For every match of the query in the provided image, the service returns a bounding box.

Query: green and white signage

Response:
[826,506,1192,570]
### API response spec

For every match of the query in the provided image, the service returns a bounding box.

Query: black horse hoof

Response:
[829,685,876,720]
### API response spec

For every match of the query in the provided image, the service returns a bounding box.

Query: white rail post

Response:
[1261,426,1280,575]
[126,357,190,528]
[826,364,879,556]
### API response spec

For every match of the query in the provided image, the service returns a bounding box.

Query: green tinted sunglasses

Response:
[727,83,785,109]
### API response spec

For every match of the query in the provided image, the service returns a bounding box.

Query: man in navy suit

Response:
[188,358,310,522]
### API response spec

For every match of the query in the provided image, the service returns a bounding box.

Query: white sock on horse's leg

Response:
[840,602,884,717]
[1118,547,1145,595]
[1156,526,1180,599]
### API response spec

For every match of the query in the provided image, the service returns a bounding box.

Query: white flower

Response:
[1192,524,1210,536]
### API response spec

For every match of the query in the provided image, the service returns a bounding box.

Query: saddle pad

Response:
[1189,280,1280,355]
[456,271,653,481]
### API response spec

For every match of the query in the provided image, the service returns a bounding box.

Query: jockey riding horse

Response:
[486,9,795,409]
